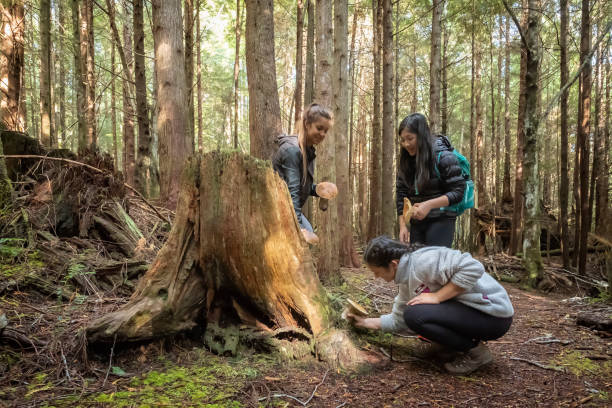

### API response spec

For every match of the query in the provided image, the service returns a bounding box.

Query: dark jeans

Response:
[410,216,456,247]
[403,300,513,351]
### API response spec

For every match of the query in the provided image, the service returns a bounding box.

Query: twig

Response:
[60,345,71,381]
[102,334,117,387]
[259,369,329,406]
[0,154,170,224]
[510,357,565,372]
[524,335,572,345]
[335,403,347,408]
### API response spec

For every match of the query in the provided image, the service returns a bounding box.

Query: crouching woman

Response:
[348,236,514,374]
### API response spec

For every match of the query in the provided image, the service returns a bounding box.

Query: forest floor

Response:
[1,256,611,408]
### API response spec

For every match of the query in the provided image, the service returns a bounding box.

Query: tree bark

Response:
[152,0,192,210]
[502,17,512,205]
[122,2,136,187]
[86,152,367,369]
[0,1,25,131]
[558,0,570,266]
[411,44,417,112]
[576,0,591,275]
[429,0,441,133]
[600,41,610,236]
[593,27,607,235]
[57,0,66,144]
[111,44,118,166]
[381,0,394,237]
[72,0,87,150]
[85,0,96,147]
[134,0,154,197]
[39,0,53,148]
[441,17,448,136]
[294,0,304,125]
[509,0,528,255]
[367,0,382,241]
[522,0,542,287]
[245,0,282,160]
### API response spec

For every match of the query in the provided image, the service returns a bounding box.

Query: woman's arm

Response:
[347,315,382,330]
[407,281,465,305]
[411,195,450,220]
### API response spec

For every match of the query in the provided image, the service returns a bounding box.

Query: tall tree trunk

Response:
[0,1,25,131]
[599,42,610,235]
[294,0,304,125]
[495,16,503,208]
[152,0,192,209]
[134,0,153,196]
[576,0,591,275]
[85,0,96,147]
[523,0,542,287]
[40,0,53,147]
[441,18,448,136]
[111,44,118,166]
[509,0,528,255]
[411,44,417,112]
[304,0,315,106]
[122,2,136,187]
[184,0,195,148]
[72,0,87,150]
[233,0,242,148]
[593,27,607,234]
[315,0,339,281]
[245,0,282,159]
[502,16,512,204]
[367,0,382,240]
[381,0,394,236]
[57,0,66,144]
[347,6,359,185]
[474,43,484,208]
[357,80,368,238]
[334,0,354,267]
[558,0,570,265]
[489,24,497,209]
[589,23,601,238]
[196,1,203,152]
[429,0,441,133]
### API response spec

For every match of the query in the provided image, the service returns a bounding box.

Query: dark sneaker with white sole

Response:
[444,342,493,374]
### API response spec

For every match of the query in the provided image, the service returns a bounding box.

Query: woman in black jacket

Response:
[397,113,466,247]
[272,103,337,244]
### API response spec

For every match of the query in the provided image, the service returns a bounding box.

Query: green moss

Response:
[552,350,599,376]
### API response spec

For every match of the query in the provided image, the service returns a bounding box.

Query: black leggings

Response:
[403,300,513,351]
[410,217,456,247]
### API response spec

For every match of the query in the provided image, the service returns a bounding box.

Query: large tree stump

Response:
[87,152,366,369]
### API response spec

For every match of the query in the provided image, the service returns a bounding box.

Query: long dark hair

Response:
[398,113,435,192]
[364,236,424,267]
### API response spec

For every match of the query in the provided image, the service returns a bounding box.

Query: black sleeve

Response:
[279,147,307,227]
[310,183,318,197]
[396,171,410,216]
[437,151,466,206]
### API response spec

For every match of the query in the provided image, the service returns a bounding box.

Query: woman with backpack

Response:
[272,103,337,244]
[397,113,467,247]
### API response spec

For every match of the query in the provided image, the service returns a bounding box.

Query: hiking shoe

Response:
[444,342,493,374]
[411,339,457,360]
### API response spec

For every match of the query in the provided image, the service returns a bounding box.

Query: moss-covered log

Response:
[87,152,366,369]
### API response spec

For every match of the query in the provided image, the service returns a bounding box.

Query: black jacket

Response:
[396,135,466,221]
[271,134,318,228]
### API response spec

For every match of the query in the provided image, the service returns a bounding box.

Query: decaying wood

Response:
[87,152,367,369]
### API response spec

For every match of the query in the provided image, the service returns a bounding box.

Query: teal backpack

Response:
[433,149,475,215]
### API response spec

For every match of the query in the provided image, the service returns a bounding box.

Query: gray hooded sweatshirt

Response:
[380,246,514,333]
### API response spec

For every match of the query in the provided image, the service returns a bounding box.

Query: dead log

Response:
[87,152,367,369]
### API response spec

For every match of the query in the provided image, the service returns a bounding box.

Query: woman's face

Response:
[367,260,398,282]
[305,117,332,146]
[400,129,418,156]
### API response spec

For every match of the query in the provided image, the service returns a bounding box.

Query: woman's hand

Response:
[346,314,381,330]
[301,228,319,244]
[399,223,410,243]
[411,202,432,220]
[407,292,440,306]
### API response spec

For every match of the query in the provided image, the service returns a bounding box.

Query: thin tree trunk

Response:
[72,0,87,150]
[233,0,242,148]
[315,0,339,281]
[411,44,417,112]
[576,0,591,275]
[245,0,282,160]
[357,80,368,238]
[474,43,484,208]
[522,0,542,287]
[122,2,136,186]
[589,23,601,239]
[509,0,528,255]
[85,0,96,147]
[347,6,359,185]
[502,16,512,204]
[381,0,394,237]
[294,0,304,125]
[40,0,53,147]
[441,18,448,136]
[429,0,441,133]
[304,0,315,106]
[489,23,496,209]
[111,44,118,167]
[58,0,66,144]
[0,1,25,131]
[593,27,607,234]
[599,42,610,235]
[495,15,503,207]
[184,0,195,148]
[152,0,192,209]
[134,0,153,196]
[367,0,382,240]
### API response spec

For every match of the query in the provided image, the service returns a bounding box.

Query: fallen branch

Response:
[510,357,565,372]
[524,335,572,345]
[259,369,329,406]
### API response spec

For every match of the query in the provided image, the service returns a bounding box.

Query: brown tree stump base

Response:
[87,152,370,369]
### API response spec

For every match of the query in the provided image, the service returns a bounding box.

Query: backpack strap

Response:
[434,151,443,179]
